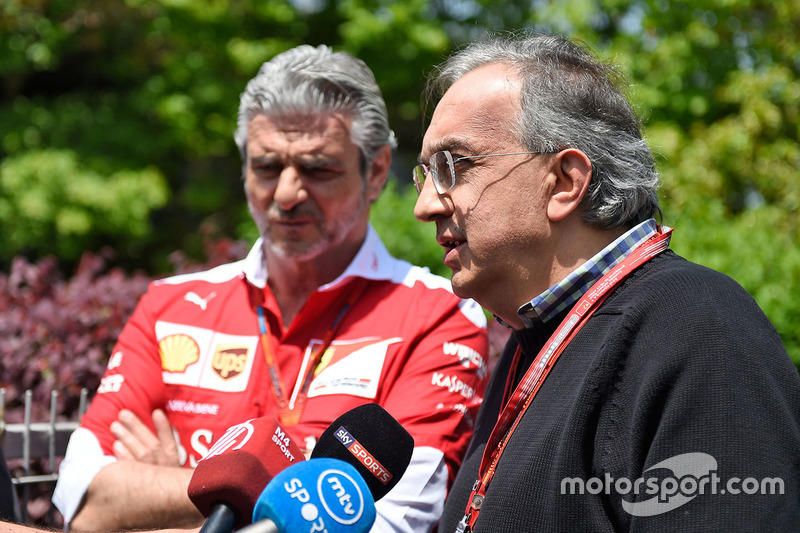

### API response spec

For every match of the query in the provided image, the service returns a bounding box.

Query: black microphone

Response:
[237,404,415,533]
[310,403,414,501]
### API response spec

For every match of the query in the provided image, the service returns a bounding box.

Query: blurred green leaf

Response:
[1,0,798,368]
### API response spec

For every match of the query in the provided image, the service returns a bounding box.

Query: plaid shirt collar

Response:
[515,219,659,328]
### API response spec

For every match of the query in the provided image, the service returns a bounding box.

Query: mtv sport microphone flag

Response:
[252,458,376,533]
[188,417,305,528]
[311,403,414,501]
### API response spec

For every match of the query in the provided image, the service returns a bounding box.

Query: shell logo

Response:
[159,334,201,373]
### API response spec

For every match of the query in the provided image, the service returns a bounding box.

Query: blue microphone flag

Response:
[252,458,376,533]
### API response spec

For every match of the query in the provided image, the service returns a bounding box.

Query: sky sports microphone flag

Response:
[246,458,376,533]
[187,417,305,533]
[311,403,414,501]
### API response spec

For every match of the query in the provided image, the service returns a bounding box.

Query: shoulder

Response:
[377,256,487,330]
[591,252,800,412]
[610,250,769,323]
[592,250,796,389]
[131,260,247,315]
[152,259,246,287]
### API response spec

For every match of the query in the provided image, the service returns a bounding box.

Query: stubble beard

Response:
[248,194,368,262]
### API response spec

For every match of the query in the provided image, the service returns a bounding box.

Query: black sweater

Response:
[441,251,800,532]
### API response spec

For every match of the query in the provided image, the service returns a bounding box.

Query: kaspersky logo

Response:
[561,452,785,516]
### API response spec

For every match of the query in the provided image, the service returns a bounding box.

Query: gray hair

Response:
[426,33,660,229]
[234,45,396,176]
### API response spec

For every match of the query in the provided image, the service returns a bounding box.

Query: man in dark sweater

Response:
[413,33,800,531]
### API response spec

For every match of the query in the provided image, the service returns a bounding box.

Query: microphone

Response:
[311,403,414,501]
[187,417,305,533]
[239,458,376,533]
[237,404,415,533]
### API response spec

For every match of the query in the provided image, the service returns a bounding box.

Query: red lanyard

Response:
[462,227,673,532]
[256,278,369,426]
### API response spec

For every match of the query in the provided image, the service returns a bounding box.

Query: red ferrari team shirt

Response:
[54,226,489,531]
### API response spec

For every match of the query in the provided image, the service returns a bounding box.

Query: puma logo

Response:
[184,291,216,310]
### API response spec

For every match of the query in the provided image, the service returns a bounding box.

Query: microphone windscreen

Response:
[311,404,414,500]
[188,417,305,526]
[252,458,376,533]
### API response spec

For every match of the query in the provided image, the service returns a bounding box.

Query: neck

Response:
[264,241,362,325]
[495,218,628,330]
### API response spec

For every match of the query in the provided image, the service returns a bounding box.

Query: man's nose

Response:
[414,177,451,222]
[273,166,309,210]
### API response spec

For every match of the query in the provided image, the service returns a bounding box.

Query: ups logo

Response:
[212,345,249,380]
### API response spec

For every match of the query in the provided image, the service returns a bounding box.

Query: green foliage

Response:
[1,0,799,368]
[370,180,447,279]
[0,149,168,260]
[624,0,800,367]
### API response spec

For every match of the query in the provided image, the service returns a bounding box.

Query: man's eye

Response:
[453,157,476,170]
[303,167,341,180]
[253,163,281,178]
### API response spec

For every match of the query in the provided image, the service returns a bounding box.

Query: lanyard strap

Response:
[462,227,673,532]
[257,278,369,426]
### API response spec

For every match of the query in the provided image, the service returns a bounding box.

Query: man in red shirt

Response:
[53,45,488,533]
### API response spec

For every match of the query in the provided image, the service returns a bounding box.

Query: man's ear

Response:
[547,148,592,222]
[366,144,392,203]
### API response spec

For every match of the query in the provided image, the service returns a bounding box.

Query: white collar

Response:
[241,224,399,291]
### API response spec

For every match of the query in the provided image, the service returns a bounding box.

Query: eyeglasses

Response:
[412,150,556,195]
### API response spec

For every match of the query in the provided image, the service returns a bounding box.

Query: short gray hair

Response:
[426,32,660,229]
[234,45,396,176]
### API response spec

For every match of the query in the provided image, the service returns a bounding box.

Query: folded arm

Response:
[68,410,203,531]
[70,460,200,531]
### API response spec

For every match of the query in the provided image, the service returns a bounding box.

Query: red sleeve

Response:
[379,295,489,487]
[79,286,167,456]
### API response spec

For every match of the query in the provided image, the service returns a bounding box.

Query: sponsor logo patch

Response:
[166,399,220,416]
[443,342,487,379]
[156,321,258,392]
[160,334,201,373]
[108,351,123,370]
[305,337,402,400]
[98,374,125,394]
[184,291,216,310]
[431,372,476,399]
[211,345,249,380]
